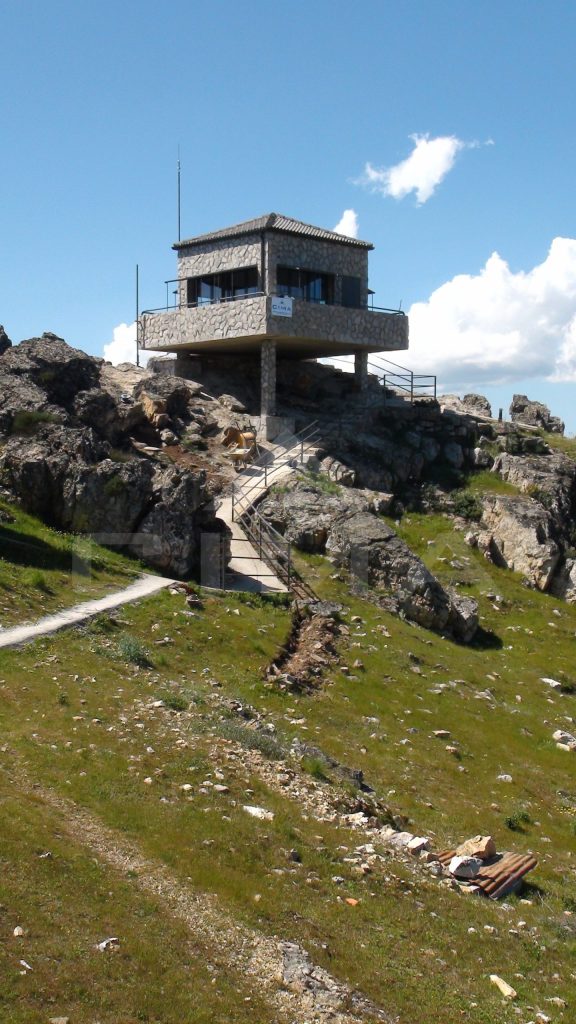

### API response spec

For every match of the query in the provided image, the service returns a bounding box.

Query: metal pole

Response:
[135,264,139,367]
[177,150,181,241]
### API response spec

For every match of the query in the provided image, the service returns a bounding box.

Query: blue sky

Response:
[2,0,576,429]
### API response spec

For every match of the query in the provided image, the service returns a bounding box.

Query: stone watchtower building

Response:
[139,213,409,436]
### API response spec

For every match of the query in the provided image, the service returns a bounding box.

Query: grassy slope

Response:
[0,500,141,627]
[0,510,575,1023]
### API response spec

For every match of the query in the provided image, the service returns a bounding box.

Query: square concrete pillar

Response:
[354,350,369,390]
[261,341,277,415]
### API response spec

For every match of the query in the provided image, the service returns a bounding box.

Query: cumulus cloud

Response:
[333,209,359,238]
[404,237,576,389]
[103,321,151,366]
[359,133,478,204]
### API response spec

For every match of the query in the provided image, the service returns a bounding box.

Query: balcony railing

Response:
[141,283,406,318]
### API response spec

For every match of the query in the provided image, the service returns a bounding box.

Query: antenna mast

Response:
[177,146,181,241]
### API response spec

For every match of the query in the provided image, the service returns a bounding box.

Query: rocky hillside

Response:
[0,330,240,577]
[1,327,575,631]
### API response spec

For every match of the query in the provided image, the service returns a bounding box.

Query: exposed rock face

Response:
[0,337,220,577]
[259,482,478,641]
[470,494,560,589]
[0,325,12,356]
[510,393,565,434]
[492,450,576,540]
[439,393,492,417]
[550,559,576,603]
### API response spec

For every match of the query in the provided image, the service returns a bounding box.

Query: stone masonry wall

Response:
[141,296,408,353]
[176,234,263,303]
[141,295,268,350]
[266,299,408,350]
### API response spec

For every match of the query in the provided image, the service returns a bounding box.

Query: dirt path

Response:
[0,574,174,649]
[24,778,395,1024]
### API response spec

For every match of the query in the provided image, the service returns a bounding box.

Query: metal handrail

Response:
[231,421,320,520]
[141,295,406,317]
[141,291,266,315]
[326,353,436,403]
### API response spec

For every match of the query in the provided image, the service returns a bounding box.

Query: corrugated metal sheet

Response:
[438,849,538,900]
[173,213,373,251]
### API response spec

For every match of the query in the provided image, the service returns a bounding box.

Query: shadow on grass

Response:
[467,625,503,650]
[0,525,91,575]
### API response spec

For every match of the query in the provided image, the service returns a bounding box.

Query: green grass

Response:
[1,512,576,1022]
[0,500,142,627]
[462,468,520,496]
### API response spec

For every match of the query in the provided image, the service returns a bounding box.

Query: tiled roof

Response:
[173,213,373,250]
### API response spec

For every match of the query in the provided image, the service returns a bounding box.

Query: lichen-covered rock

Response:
[492,450,576,538]
[510,393,565,434]
[476,494,560,589]
[259,482,478,641]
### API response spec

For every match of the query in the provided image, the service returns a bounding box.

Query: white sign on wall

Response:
[271,295,293,318]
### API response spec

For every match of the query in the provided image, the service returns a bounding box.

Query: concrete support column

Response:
[354,350,369,390]
[260,341,277,416]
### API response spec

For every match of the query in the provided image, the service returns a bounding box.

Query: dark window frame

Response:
[186,266,259,307]
[276,265,335,305]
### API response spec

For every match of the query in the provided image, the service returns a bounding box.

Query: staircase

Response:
[215,422,320,596]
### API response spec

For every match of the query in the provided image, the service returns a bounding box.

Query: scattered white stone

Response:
[497,774,513,783]
[13,926,24,937]
[407,836,430,855]
[180,783,193,793]
[96,936,119,952]
[143,777,153,785]
[448,855,482,879]
[553,729,576,750]
[489,974,517,999]
[214,784,229,794]
[386,831,415,848]
[19,959,32,971]
[243,805,274,821]
[541,677,562,690]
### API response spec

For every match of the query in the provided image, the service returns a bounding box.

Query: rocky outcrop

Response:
[0,325,12,356]
[492,450,576,541]
[549,559,576,603]
[259,482,478,641]
[439,393,492,418]
[468,494,561,590]
[510,394,565,435]
[0,336,222,577]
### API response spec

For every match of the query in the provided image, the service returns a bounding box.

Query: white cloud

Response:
[333,209,359,238]
[359,133,477,204]
[103,321,151,366]
[404,237,576,389]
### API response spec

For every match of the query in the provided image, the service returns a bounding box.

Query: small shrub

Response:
[301,756,330,782]
[219,720,285,760]
[451,491,483,521]
[117,634,153,668]
[58,692,70,706]
[11,410,59,434]
[162,694,189,712]
[301,469,341,496]
[504,807,532,832]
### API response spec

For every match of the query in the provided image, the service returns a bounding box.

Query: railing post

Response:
[410,373,414,404]
[259,517,263,558]
[231,488,235,522]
